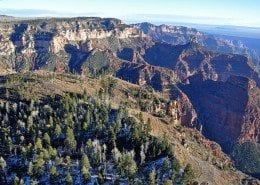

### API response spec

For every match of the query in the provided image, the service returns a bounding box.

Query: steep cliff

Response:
[139,42,259,85]
[180,74,259,153]
[0,17,147,72]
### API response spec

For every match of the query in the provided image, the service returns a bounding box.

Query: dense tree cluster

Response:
[232,142,260,178]
[0,92,189,184]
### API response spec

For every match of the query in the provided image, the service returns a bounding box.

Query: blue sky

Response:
[0,0,259,27]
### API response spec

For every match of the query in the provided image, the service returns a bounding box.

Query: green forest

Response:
[0,91,194,184]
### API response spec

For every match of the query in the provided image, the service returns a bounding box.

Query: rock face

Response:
[0,17,147,72]
[114,62,198,127]
[140,42,259,85]
[116,62,177,89]
[115,41,259,85]
[134,22,260,74]
[180,74,259,153]
[0,17,258,84]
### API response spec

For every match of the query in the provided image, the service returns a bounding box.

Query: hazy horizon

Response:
[0,0,260,28]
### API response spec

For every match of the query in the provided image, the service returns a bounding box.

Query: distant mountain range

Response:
[134,22,260,74]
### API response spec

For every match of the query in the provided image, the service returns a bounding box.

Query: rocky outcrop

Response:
[134,22,260,74]
[115,62,177,90]
[170,86,198,127]
[140,42,259,85]
[0,17,147,72]
[133,22,203,45]
[115,62,197,127]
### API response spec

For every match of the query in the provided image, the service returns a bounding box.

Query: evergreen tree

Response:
[172,157,181,182]
[53,124,62,137]
[0,156,6,171]
[112,146,121,163]
[97,171,104,184]
[13,176,20,185]
[64,127,76,151]
[33,153,45,177]
[117,152,137,180]
[35,138,43,152]
[27,115,33,131]
[148,170,157,185]
[161,157,170,176]
[81,154,90,169]
[108,126,116,148]
[65,156,71,166]
[82,111,90,131]
[182,164,195,185]
[43,133,51,146]
[48,146,58,160]
[81,166,91,182]
[65,173,73,185]
[140,144,146,164]
[27,162,33,177]
[49,166,58,184]
[0,156,7,183]
[172,157,181,172]
[163,179,173,185]
[49,116,54,128]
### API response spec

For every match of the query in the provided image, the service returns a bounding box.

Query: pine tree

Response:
[65,156,71,166]
[54,124,62,137]
[64,127,77,151]
[0,125,12,153]
[35,138,43,152]
[140,144,146,164]
[49,166,58,184]
[0,156,6,171]
[65,173,73,185]
[49,116,54,128]
[81,154,90,169]
[27,162,33,177]
[117,152,137,180]
[146,118,152,136]
[163,179,173,185]
[33,153,45,177]
[43,133,51,146]
[13,176,20,185]
[81,166,91,182]
[112,146,121,163]
[172,157,181,172]
[0,156,7,183]
[27,115,33,131]
[97,171,104,184]
[182,164,195,185]
[82,110,90,131]
[5,89,10,100]
[172,157,181,182]
[108,126,116,148]
[43,149,50,161]
[161,157,170,176]
[48,146,58,160]
[148,170,156,185]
